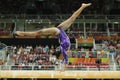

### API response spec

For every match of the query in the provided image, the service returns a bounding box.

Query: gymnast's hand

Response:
[14,31,25,36]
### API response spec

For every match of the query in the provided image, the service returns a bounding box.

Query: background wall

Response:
[0,38,75,47]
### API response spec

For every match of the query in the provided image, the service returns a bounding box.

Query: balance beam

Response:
[0,70,120,78]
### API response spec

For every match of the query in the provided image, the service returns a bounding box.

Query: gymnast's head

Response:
[55,23,60,27]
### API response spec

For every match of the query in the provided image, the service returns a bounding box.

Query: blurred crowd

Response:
[2,38,118,69]
[0,37,120,70]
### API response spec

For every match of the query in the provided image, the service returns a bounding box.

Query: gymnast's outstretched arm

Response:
[58,3,92,30]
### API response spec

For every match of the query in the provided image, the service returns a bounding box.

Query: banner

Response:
[76,38,93,47]
[68,58,110,64]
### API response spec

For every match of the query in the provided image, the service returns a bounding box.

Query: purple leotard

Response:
[57,27,71,64]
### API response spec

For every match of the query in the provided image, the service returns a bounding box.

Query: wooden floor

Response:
[1,70,120,78]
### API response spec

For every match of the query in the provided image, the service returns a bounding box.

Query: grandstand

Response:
[0,0,120,80]
[0,14,120,79]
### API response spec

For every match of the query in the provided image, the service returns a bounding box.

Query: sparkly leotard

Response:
[57,27,71,64]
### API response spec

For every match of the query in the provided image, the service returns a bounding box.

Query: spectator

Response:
[45,45,49,54]
[116,55,120,68]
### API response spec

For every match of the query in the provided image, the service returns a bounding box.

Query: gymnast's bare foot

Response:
[82,3,92,8]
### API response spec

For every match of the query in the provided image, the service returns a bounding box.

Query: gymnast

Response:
[15,3,91,70]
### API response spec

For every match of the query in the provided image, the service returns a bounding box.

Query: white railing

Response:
[0,64,120,71]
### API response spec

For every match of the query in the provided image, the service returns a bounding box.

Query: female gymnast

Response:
[15,3,92,70]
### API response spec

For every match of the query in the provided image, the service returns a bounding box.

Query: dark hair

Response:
[55,23,60,27]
